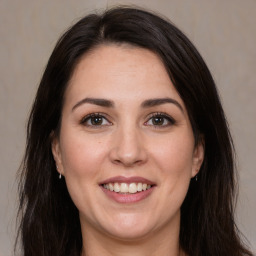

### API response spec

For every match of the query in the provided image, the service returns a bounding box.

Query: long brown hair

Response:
[17,6,254,256]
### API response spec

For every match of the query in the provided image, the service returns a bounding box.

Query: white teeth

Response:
[128,183,137,193]
[103,182,153,194]
[120,183,129,193]
[137,183,142,192]
[114,183,120,192]
[109,183,114,191]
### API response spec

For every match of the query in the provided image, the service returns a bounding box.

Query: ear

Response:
[191,137,205,178]
[51,132,64,176]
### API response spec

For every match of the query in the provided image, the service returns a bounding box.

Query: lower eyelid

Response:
[145,113,176,125]
[80,112,175,127]
[80,113,111,125]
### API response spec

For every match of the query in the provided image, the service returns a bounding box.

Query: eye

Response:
[145,113,175,127]
[80,113,112,127]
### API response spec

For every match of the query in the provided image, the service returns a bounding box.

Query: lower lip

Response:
[100,186,155,203]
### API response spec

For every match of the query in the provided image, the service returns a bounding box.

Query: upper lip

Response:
[100,176,155,185]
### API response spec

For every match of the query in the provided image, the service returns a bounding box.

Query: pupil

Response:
[92,116,102,125]
[153,116,164,125]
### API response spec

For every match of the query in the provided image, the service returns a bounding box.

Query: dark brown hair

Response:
[17,6,253,256]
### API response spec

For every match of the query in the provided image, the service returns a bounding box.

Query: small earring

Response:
[195,175,198,181]
[56,165,61,179]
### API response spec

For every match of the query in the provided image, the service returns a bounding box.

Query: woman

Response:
[17,6,254,256]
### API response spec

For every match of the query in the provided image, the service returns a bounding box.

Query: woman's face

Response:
[52,45,204,241]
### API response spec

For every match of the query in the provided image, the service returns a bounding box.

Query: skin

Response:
[52,45,204,256]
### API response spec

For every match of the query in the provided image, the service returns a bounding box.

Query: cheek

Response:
[60,132,107,177]
[59,131,109,211]
[153,134,195,176]
[151,133,194,202]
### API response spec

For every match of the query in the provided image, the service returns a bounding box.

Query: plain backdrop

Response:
[0,0,255,255]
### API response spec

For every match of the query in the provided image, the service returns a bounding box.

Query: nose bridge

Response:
[109,119,147,166]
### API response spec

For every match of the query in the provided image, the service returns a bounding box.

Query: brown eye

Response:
[81,113,112,127]
[152,116,165,125]
[145,113,175,127]
[90,116,103,125]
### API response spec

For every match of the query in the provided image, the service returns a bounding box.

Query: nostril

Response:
[112,158,144,167]
[112,159,123,165]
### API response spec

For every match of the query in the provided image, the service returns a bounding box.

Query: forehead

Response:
[65,44,183,107]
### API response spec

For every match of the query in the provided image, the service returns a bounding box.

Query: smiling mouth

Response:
[101,182,154,194]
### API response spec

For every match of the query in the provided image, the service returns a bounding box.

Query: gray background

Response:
[0,0,255,255]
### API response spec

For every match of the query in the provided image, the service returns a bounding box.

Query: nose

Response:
[109,124,148,167]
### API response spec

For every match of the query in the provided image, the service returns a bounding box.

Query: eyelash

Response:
[80,113,111,127]
[144,112,176,128]
[80,112,176,128]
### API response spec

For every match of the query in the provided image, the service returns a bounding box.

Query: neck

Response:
[80,213,182,256]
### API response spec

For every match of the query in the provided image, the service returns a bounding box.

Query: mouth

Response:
[99,176,156,203]
[101,182,154,194]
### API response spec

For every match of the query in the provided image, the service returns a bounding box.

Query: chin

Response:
[107,226,154,242]
[100,213,158,241]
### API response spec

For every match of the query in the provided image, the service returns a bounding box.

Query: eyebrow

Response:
[72,98,114,111]
[141,98,184,112]
[72,97,183,112]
